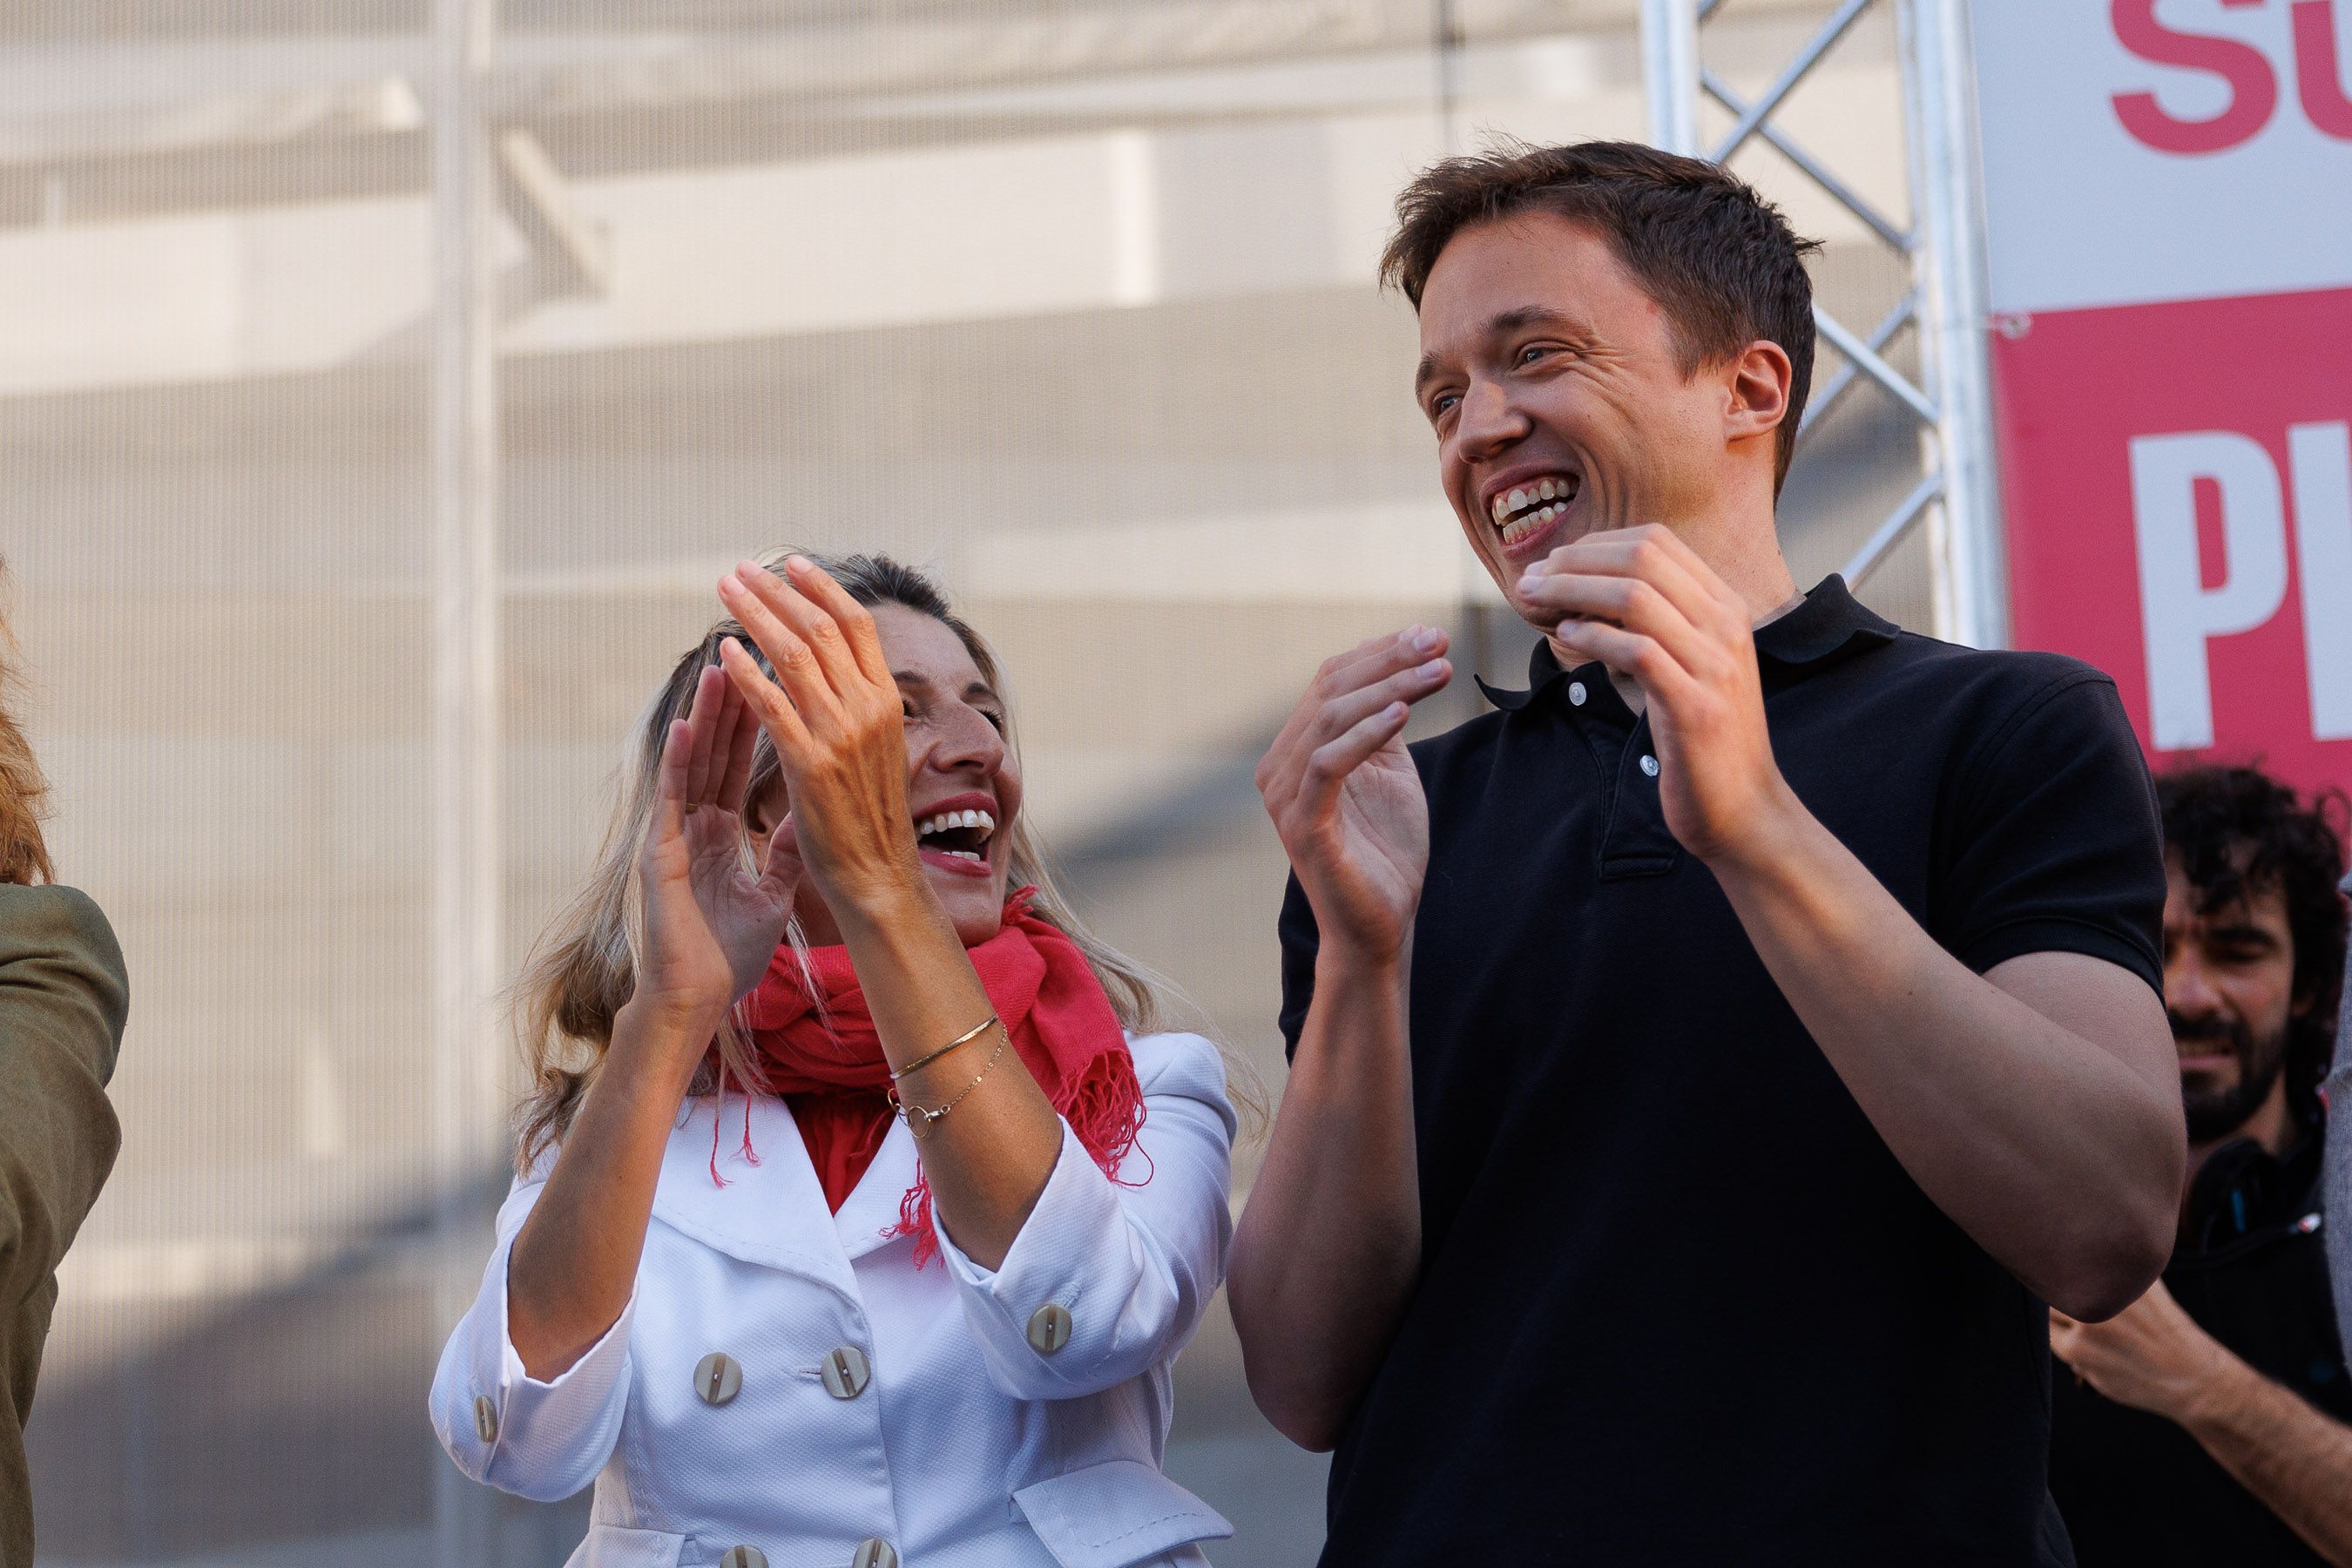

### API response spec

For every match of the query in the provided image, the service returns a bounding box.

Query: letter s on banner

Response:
[2131,431,2288,751]
[2111,0,2280,153]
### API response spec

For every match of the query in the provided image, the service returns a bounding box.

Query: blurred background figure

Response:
[2050,765,2352,1567]
[0,560,128,1565]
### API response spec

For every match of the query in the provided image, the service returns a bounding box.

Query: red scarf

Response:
[729,889,1146,1266]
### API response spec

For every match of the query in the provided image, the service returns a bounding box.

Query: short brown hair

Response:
[0,558,52,885]
[1381,139,1821,493]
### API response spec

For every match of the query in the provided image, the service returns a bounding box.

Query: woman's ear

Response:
[744,774,786,836]
[1725,338,1794,446]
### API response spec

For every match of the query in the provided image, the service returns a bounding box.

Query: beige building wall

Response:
[3,3,1936,1561]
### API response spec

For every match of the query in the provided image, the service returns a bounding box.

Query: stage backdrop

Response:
[1972,0,2352,796]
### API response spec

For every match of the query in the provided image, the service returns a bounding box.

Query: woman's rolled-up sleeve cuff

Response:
[936,1119,1165,1399]
[432,1236,636,1501]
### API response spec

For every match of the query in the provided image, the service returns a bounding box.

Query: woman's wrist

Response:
[828,870,951,943]
[613,992,727,1082]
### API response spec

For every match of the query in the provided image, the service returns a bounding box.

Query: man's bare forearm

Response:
[2180,1355,2352,1565]
[1228,944,1420,1451]
[1710,797,2181,1319]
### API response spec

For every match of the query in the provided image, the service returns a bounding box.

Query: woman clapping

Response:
[432,553,1236,1568]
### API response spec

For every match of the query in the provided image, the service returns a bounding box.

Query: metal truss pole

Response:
[1637,0,2007,647]
[1903,0,2005,648]
[432,0,503,1558]
[1642,0,1701,155]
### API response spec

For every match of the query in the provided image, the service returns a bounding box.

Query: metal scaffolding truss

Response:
[1641,0,2007,649]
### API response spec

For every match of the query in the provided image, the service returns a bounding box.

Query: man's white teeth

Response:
[1500,502,1567,547]
[1488,476,1579,526]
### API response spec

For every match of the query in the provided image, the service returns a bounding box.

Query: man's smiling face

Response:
[1412,211,1730,625]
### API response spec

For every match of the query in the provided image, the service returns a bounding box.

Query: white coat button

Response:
[852,1539,899,1568]
[1027,1302,1073,1355]
[821,1345,871,1400]
[471,1394,497,1443]
[694,1352,743,1407]
[720,1549,767,1568]
[1568,681,1587,706]
[1639,754,1660,777]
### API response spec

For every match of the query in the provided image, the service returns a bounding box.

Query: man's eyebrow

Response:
[1413,305,1583,394]
[1492,305,1580,335]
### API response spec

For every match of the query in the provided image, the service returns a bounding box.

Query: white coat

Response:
[430,1031,1238,1568]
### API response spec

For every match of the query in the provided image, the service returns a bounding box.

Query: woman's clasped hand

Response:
[714,555,929,918]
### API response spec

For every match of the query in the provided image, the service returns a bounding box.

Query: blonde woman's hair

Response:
[0,559,53,887]
[512,550,1205,1171]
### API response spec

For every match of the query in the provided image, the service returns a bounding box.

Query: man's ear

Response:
[1725,339,1794,446]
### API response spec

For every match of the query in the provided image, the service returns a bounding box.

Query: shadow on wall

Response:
[24,1172,585,1564]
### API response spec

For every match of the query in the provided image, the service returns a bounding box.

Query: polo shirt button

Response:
[694,1351,743,1407]
[1568,681,1587,706]
[1028,1302,1073,1355]
[471,1394,497,1443]
[721,1548,767,1568]
[852,1538,899,1568]
[1640,754,1659,777]
[821,1345,871,1400]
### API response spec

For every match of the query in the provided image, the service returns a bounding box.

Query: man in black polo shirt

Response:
[1227,141,2184,1565]
[2050,765,2352,1565]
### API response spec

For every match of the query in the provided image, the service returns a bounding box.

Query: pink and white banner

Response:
[1972,0,2352,794]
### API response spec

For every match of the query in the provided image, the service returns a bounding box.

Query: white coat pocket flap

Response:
[571,1524,686,1568]
[1014,1460,1235,1568]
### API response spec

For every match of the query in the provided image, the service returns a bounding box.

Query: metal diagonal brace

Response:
[1814,306,1937,427]
[495,127,612,297]
[1700,69,1911,252]
[1710,0,1878,166]
[1801,294,1916,439]
[1840,470,1944,590]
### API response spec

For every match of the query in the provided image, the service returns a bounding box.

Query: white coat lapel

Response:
[834,1115,920,1262]
[652,1092,861,1297]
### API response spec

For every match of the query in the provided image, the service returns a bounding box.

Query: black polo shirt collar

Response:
[1476,573,1899,711]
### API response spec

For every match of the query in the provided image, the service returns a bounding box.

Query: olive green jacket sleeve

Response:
[0,885,125,1309]
[0,883,125,1565]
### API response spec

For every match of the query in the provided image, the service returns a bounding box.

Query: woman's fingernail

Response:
[1418,659,1445,679]
[786,553,813,573]
[1414,628,1443,653]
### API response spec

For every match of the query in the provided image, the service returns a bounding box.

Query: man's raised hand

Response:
[1517,524,1794,866]
[1255,626,1452,966]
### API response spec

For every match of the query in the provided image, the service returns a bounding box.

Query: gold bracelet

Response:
[890,1012,999,1081]
[890,1023,1007,1139]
